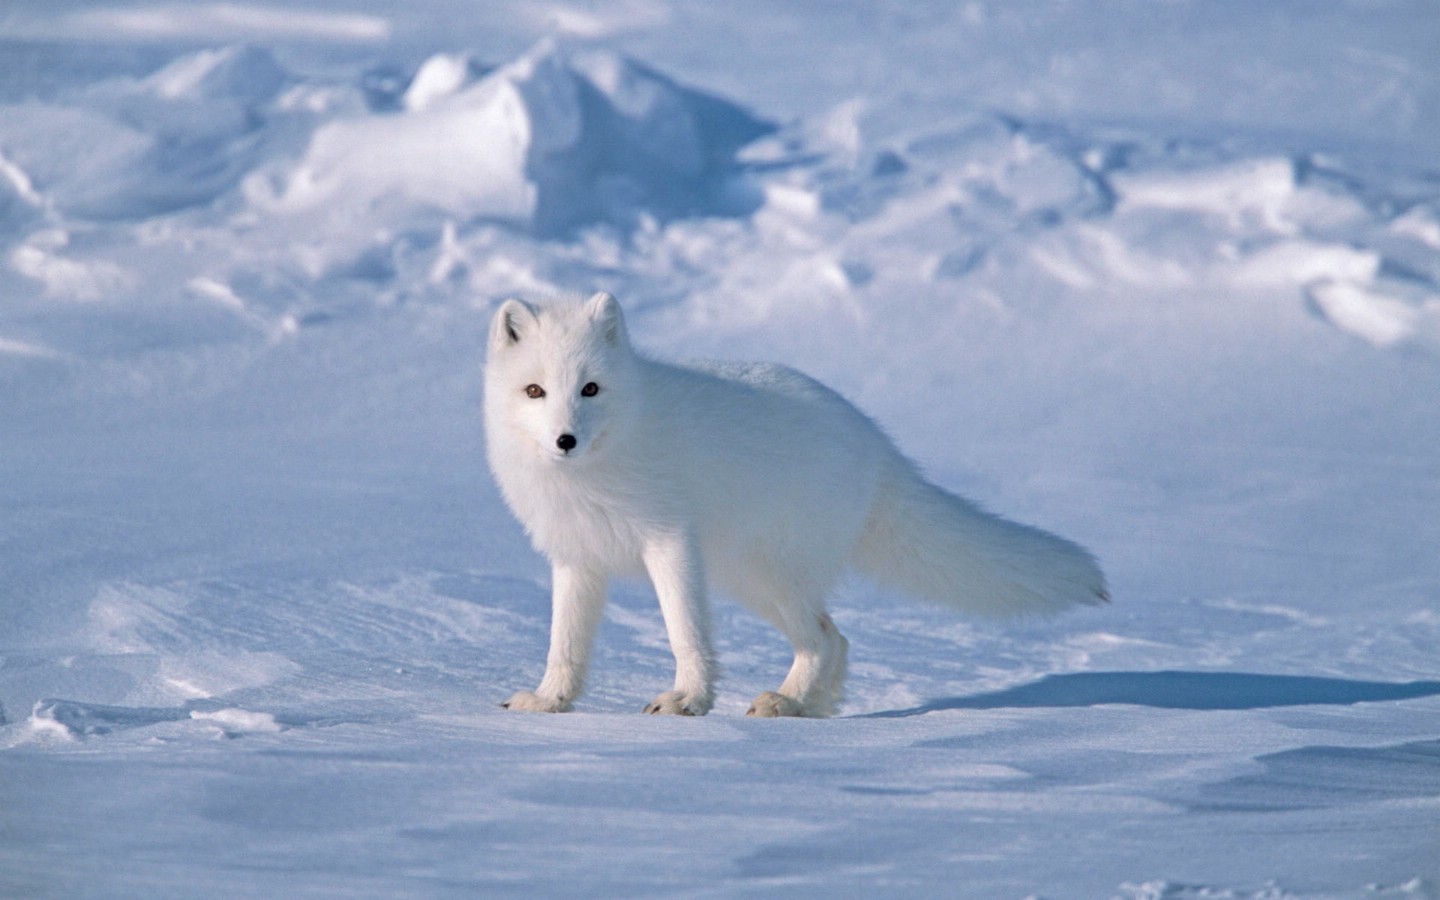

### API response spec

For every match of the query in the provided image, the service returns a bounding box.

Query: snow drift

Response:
[255,40,773,235]
[0,45,291,221]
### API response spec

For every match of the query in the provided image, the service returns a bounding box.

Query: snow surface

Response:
[2,1,1438,897]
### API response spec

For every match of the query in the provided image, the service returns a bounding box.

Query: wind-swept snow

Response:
[1,2,1438,897]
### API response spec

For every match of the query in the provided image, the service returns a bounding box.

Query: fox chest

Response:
[505,469,658,570]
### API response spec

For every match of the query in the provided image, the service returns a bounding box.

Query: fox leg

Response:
[640,532,718,715]
[748,609,849,718]
[504,562,606,712]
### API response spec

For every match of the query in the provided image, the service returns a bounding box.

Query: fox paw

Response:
[643,690,711,716]
[746,691,808,718]
[502,690,570,713]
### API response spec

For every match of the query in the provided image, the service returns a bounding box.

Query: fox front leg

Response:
[504,563,607,713]
[641,533,718,716]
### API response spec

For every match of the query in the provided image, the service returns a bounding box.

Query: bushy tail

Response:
[851,463,1108,618]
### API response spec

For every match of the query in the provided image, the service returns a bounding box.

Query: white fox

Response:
[485,292,1107,717]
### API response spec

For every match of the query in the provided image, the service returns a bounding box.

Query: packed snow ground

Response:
[2,2,1438,897]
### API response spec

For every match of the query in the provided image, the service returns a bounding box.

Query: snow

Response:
[1,1,1438,897]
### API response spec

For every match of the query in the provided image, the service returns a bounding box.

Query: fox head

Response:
[484,291,638,465]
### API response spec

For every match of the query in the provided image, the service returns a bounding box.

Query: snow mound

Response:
[1306,278,1440,349]
[257,40,773,236]
[647,109,1440,353]
[28,700,281,740]
[0,45,294,221]
[1104,153,1440,348]
[0,152,47,238]
[1113,156,1366,235]
[402,52,488,113]
[133,43,288,103]
[189,707,282,736]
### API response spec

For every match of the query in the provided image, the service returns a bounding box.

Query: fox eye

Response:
[524,384,545,399]
[580,382,599,397]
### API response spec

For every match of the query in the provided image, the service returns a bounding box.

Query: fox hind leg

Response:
[747,611,849,718]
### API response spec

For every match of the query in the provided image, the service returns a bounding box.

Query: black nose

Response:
[556,434,577,452]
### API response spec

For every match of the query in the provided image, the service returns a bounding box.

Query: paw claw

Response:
[747,690,807,718]
[643,690,711,717]
[503,690,569,713]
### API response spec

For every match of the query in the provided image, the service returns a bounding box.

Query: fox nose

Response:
[556,434,577,453]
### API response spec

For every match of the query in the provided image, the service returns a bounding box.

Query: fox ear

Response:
[491,298,536,350]
[586,291,626,345]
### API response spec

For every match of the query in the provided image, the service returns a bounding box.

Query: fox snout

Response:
[556,433,577,453]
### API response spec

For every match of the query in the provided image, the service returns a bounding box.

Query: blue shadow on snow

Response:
[859,671,1440,718]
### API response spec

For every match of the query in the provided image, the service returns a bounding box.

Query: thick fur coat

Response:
[485,292,1106,716]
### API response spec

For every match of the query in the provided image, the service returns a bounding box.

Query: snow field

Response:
[2,2,1438,896]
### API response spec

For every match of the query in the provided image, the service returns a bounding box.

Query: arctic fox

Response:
[485,292,1107,717]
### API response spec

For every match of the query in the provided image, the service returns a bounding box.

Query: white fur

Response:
[485,292,1107,717]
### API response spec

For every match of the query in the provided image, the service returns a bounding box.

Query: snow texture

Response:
[1,2,1438,897]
